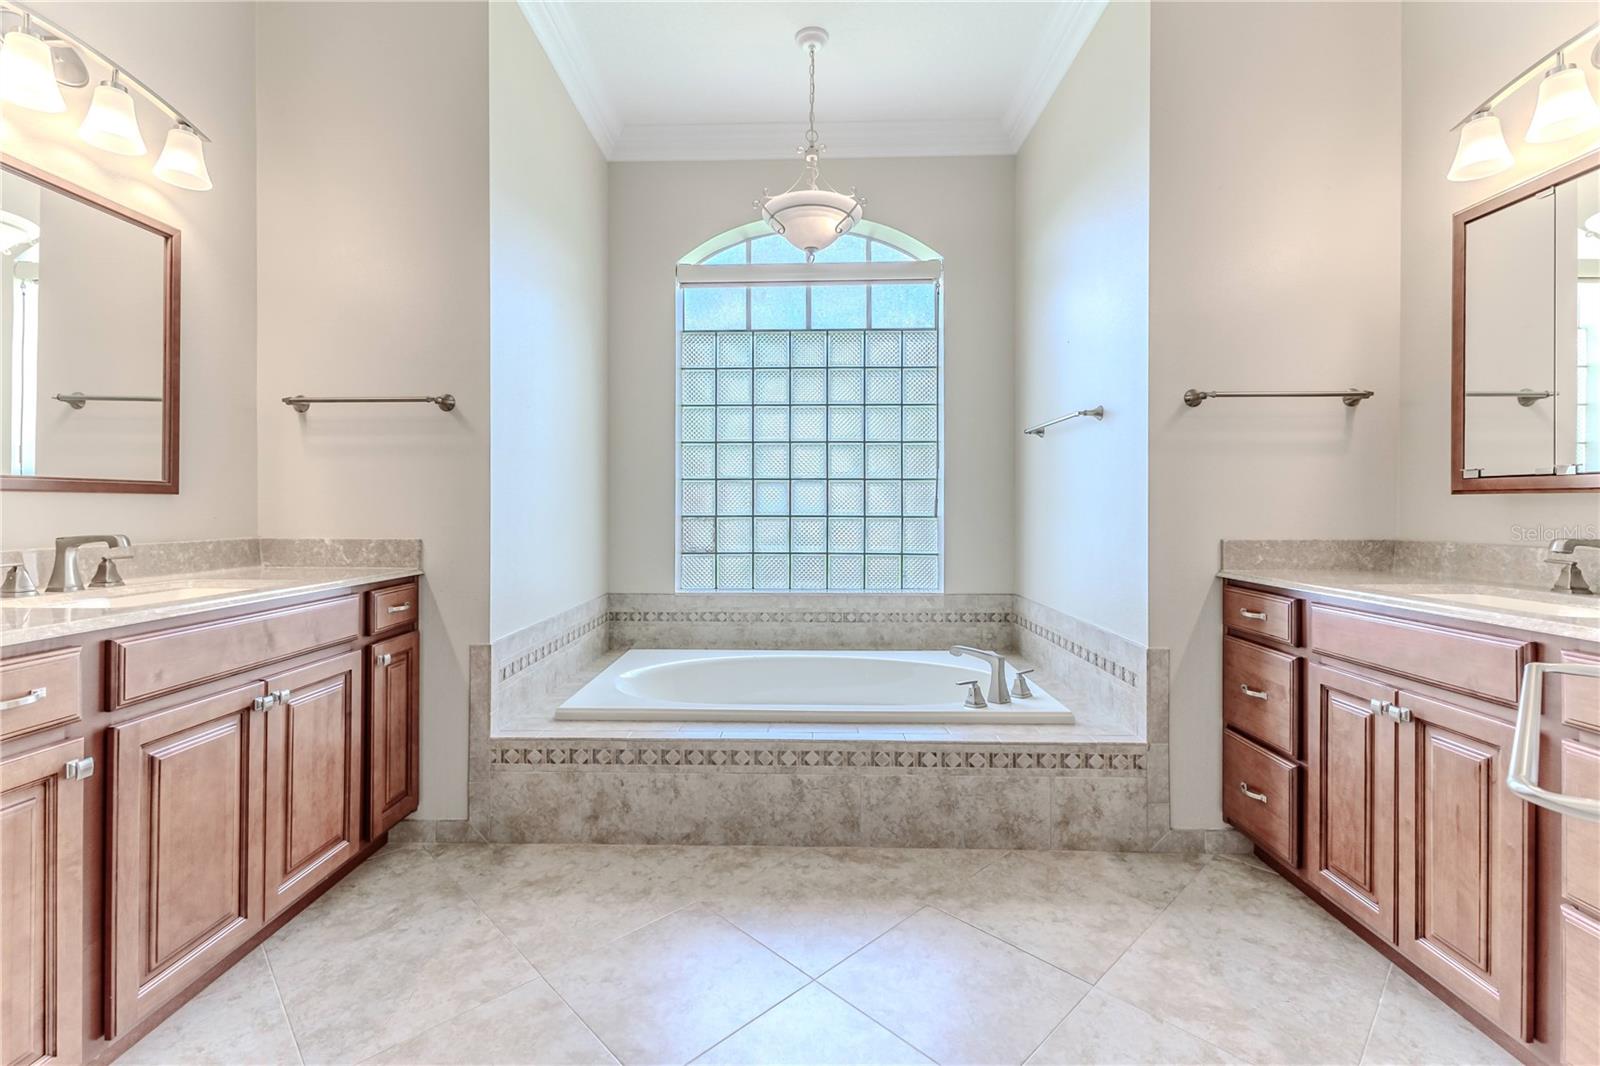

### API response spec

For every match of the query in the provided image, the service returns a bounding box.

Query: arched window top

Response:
[679,220,940,268]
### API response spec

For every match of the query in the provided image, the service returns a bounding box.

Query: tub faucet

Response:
[950,645,1011,704]
[46,534,132,592]
[1547,538,1598,595]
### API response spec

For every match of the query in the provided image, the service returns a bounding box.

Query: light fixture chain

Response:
[805,44,818,147]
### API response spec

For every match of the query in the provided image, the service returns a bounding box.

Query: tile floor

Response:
[123,843,1517,1066]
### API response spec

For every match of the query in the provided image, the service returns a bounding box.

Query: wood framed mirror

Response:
[0,156,179,494]
[1452,150,1599,494]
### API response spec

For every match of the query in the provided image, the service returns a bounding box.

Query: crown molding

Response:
[516,0,620,157]
[1002,0,1109,152]
[609,119,1013,162]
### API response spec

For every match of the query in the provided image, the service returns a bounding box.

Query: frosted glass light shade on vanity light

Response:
[0,29,66,113]
[79,80,146,156]
[153,124,211,191]
[1447,111,1514,182]
[1526,64,1600,144]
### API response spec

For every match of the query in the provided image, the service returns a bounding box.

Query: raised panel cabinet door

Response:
[368,632,420,839]
[0,738,85,1066]
[1561,904,1600,1066]
[1396,689,1531,1041]
[107,682,266,1038]
[262,652,363,921]
[1305,663,1398,940]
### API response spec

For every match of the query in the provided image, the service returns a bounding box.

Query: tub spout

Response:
[950,645,1011,704]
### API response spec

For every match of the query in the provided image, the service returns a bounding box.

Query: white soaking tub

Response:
[556,649,1075,724]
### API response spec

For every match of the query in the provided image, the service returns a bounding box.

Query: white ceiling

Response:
[519,1,1108,161]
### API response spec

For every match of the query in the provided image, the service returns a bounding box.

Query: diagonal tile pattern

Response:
[126,841,1516,1066]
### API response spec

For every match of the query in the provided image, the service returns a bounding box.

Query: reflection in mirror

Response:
[0,160,177,492]
[1455,154,1600,492]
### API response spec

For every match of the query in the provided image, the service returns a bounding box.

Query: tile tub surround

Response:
[124,843,1518,1066]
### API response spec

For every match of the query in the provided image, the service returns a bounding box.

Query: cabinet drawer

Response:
[1223,636,1299,757]
[1223,585,1297,644]
[1222,728,1300,867]
[1559,649,1600,733]
[0,646,81,743]
[108,596,361,709]
[1563,741,1600,916]
[367,582,418,637]
[1308,604,1532,706]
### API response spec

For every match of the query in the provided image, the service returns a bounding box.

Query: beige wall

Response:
[0,1,257,547]
[1149,1,1403,828]
[255,2,491,820]
[606,156,1016,594]
[488,3,608,640]
[1015,1,1148,644]
[1397,1,1600,543]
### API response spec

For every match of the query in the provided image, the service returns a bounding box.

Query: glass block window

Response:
[676,233,942,592]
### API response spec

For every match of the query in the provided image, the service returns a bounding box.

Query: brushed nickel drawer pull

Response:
[1238,781,1269,803]
[386,602,412,615]
[375,653,392,667]
[1238,608,1268,621]
[1240,684,1269,700]
[0,686,47,711]
[64,756,94,781]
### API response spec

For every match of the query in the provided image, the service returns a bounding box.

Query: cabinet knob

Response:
[64,756,94,780]
[375,653,392,667]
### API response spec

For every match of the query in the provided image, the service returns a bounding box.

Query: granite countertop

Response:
[1218,567,1600,643]
[0,565,422,649]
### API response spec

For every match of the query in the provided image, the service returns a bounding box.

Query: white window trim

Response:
[676,259,943,287]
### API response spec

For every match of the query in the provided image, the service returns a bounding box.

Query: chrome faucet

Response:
[1547,538,1598,595]
[46,534,132,593]
[950,645,1011,704]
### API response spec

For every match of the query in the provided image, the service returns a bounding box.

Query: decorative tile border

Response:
[1013,614,1140,689]
[498,611,608,684]
[491,740,1145,776]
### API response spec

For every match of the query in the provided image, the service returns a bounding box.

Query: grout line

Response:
[259,946,306,1066]
[685,978,819,1064]
[1356,963,1396,1065]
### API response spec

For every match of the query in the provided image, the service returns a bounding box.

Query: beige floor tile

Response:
[693,984,933,1065]
[1097,858,1390,1065]
[1359,968,1519,1066]
[819,907,1089,1065]
[926,850,1205,981]
[1026,989,1241,1065]
[806,845,1010,898]
[543,904,809,1065]
[264,847,535,1064]
[431,843,716,970]
[704,848,927,975]
[118,949,301,1066]
[362,979,618,1065]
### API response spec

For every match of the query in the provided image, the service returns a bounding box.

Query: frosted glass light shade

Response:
[153,124,211,191]
[0,31,65,113]
[1526,64,1600,144]
[80,81,145,156]
[1447,111,1514,182]
[761,189,863,258]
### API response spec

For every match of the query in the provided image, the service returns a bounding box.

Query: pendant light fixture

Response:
[0,14,65,113]
[756,27,864,261]
[79,69,145,156]
[1525,54,1600,144]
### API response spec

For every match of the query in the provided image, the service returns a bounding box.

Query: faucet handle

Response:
[957,680,988,709]
[1011,669,1035,700]
[0,563,39,597]
[89,556,127,589]
[1551,560,1594,595]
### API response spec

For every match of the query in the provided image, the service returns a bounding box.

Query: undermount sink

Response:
[9,584,250,611]
[1414,591,1600,620]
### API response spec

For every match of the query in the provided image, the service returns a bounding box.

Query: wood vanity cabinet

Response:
[0,575,421,1064]
[1221,580,1594,1064]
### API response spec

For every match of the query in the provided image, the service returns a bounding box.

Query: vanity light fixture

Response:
[1526,56,1600,144]
[0,1,213,191]
[0,15,63,113]
[79,70,144,156]
[755,27,865,262]
[1447,22,1600,181]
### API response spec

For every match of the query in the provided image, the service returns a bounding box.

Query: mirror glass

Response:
[1,164,173,488]
[1461,164,1599,482]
